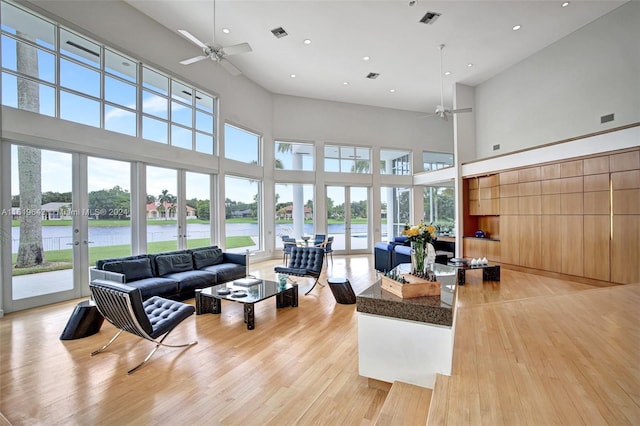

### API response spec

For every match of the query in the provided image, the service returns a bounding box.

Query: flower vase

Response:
[426,242,437,266]
[411,241,426,275]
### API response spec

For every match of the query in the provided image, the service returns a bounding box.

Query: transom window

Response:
[380,149,411,175]
[0,0,216,155]
[225,124,260,165]
[324,145,371,173]
[422,151,454,171]
[275,141,314,171]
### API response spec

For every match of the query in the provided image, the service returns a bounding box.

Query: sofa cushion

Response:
[163,270,217,294]
[124,277,180,300]
[96,254,147,270]
[102,258,154,283]
[155,253,194,276]
[192,247,224,269]
[199,263,246,283]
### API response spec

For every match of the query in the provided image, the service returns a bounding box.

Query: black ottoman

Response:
[60,300,104,340]
[327,277,356,304]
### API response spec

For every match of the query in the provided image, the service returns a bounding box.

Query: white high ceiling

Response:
[125,0,626,113]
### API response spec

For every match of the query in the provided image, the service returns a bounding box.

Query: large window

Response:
[422,151,454,172]
[225,175,261,253]
[275,183,314,248]
[381,186,410,239]
[225,124,260,165]
[274,141,314,171]
[380,149,411,175]
[324,145,371,173]
[1,0,216,154]
[423,186,455,236]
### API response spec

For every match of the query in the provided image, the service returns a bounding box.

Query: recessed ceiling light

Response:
[562,2,570,7]
[444,71,451,76]
[467,63,474,67]
[290,74,296,78]
[222,28,230,34]
[343,81,349,85]
[389,89,395,93]
[363,56,371,61]
[303,39,312,45]
[512,25,522,31]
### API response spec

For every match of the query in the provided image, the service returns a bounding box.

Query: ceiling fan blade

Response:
[178,29,209,50]
[451,107,472,114]
[180,55,208,65]
[220,58,242,76]
[221,43,252,56]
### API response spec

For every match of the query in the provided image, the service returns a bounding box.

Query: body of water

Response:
[10,222,371,253]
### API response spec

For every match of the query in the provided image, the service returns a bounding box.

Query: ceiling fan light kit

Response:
[427,44,472,121]
[178,0,252,76]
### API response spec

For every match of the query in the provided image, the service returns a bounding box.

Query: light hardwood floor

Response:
[1,255,638,425]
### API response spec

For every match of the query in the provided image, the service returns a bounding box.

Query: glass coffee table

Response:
[447,258,500,285]
[195,279,298,330]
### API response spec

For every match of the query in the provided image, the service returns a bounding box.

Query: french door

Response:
[326,185,370,254]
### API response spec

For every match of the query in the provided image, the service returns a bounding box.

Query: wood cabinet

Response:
[468,175,499,215]
[465,148,638,284]
[463,238,501,262]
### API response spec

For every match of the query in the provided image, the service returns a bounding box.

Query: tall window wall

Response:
[381,186,410,239]
[1,0,216,154]
[225,175,261,253]
[275,183,314,248]
[423,186,455,236]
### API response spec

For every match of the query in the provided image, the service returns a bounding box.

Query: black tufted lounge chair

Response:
[89,279,197,374]
[274,246,324,295]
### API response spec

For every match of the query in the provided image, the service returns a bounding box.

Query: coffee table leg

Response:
[244,303,255,330]
[212,297,221,314]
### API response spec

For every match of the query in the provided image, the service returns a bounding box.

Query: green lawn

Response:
[11,235,254,276]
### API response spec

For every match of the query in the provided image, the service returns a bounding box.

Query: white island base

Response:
[357,312,454,389]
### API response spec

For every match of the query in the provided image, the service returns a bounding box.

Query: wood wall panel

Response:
[583,191,610,215]
[519,195,541,215]
[500,183,519,198]
[541,215,562,273]
[561,193,584,215]
[560,176,583,193]
[485,240,501,262]
[610,150,640,172]
[583,215,610,281]
[583,173,609,192]
[519,181,541,196]
[518,167,541,182]
[611,170,640,189]
[541,194,562,215]
[613,189,640,215]
[541,179,561,194]
[561,160,584,177]
[540,164,561,180]
[611,215,640,284]
[583,156,609,175]
[561,215,584,277]
[500,197,519,215]
[500,215,520,265]
[500,170,519,185]
[519,215,541,269]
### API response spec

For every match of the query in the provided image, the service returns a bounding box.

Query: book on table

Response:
[233,277,262,287]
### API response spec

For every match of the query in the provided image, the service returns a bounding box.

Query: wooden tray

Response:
[381,275,441,298]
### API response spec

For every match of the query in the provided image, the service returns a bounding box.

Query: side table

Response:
[60,300,104,340]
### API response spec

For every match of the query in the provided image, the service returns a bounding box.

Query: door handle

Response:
[66,241,79,246]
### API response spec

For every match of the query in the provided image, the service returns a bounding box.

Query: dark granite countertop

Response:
[356,264,457,327]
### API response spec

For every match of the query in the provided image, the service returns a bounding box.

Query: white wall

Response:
[475,1,640,158]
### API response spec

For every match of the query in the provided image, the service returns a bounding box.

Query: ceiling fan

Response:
[428,44,472,121]
[178,0,252,76]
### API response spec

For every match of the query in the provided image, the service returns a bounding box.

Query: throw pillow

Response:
[103,258,153,283]
[155,253,194,276]
[192,248,224,269]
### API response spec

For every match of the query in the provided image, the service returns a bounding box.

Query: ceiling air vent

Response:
[366,72,380,80]
[419,11,441,25]
[271,27,289,38]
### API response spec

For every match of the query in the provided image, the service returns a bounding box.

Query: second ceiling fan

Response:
[429,44,472,121]
[178,0,252,76]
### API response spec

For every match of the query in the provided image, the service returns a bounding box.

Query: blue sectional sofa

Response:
[90,246,246,301]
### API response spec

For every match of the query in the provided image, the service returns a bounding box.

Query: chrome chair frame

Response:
[90,279,197,374]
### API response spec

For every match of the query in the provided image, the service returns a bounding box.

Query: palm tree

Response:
[15,31,45,268]
[157,189,175,220]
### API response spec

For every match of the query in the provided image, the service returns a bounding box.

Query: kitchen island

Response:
[356,263,458,389]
